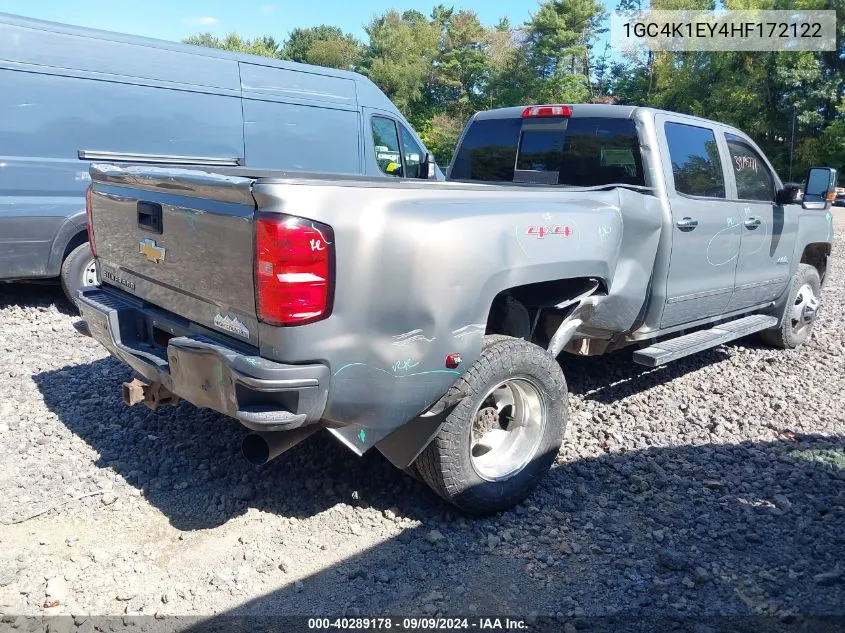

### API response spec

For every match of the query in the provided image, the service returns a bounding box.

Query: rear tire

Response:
[61,242,97,308]
[416,335,567,514]
[760,264,821,349]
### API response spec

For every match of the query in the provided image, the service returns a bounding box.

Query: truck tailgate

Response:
[88,164,259,345]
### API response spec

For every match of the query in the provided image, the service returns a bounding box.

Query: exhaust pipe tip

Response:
[242,433,271,466]
[241,427,320,466]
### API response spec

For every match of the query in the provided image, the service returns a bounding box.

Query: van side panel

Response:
[239,63,357,108]
[243,100,361,173]
[240,63,361,175]
[0,22,241,90]
[0,68,244,279]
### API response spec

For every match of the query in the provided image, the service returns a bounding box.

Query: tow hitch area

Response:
[121,378,179,411]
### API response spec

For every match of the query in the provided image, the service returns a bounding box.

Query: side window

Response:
[399,124,425,179]
[725,133,774,202]
[449,118,522,181]
[371,117,403,177]
[665,122,725,198]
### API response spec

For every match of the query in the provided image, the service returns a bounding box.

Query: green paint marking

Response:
[357,429,367,443]
[333,362,461,379]
[392,358,420,373]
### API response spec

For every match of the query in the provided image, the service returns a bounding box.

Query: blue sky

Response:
[0,0,566,43]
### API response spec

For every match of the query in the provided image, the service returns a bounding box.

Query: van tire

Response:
[61,242,97,308]
[760,264,821,349]
[415,335,567,514]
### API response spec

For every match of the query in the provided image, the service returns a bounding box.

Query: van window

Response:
[665,122,725,198]
[725,133,774,202]
[399,124,424,179]
[450,116,645,187]
[372,117,403,177]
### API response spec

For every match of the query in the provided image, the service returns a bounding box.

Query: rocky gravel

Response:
[0,212,844,629]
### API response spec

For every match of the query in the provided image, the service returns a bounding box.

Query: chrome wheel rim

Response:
[789,283,819,336]
[82,259,98,287]
[469,377,546,482]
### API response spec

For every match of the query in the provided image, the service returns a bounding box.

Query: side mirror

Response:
[802,167,837,210]
[419,153,435,180]
[775,184,803,205]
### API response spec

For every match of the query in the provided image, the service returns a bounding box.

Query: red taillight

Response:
[522,105,573,118]
[85,185,96,257]
[255,214,334,326]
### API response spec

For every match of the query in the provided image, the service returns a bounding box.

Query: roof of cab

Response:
[0,11,402,115]
[473,103,749,136]
[474,104,640,120]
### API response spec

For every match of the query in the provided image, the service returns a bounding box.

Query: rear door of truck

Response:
[88,164,260,346]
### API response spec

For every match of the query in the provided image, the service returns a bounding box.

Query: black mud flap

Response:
[375,385,466,469]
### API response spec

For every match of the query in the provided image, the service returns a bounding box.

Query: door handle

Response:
[137,201,163,234]
[676,217,698,230]
[744,216,761,229]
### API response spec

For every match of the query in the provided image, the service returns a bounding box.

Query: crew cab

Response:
[78,104,837,514]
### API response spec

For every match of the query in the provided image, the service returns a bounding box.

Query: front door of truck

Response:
[720,132,795,312]
[658,116,742,329]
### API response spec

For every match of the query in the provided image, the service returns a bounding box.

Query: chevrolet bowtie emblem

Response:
[139,238,166,263]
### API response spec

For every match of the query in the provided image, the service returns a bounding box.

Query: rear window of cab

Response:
[449,116,645,187]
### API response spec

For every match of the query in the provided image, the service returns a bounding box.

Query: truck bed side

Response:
[88,165,665,448]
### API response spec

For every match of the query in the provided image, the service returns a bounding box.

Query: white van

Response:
[0,13,439,302]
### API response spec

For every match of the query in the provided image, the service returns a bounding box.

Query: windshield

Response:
[450,116,646,187]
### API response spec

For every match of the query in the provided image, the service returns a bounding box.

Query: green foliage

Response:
[183,32,281,58]
[357,10,440,113]
[416,112,466,165]
[282,26,362,70]
[182,0,844,177]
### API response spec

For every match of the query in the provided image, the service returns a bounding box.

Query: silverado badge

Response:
[139,238,166,263]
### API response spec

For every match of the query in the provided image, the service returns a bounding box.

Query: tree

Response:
[183,32,281,58]
[282,26,362,70]
[524,0,606,103]
[358,10,440,119]
[417,112,466,166]
[481,19,535,109]
[435,10,488,117]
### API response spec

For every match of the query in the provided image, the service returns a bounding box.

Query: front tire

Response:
[760,263,821,349]
[61,242,97,308]
[416,335,567,514]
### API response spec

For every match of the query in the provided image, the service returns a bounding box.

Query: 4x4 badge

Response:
[139,238,165,263]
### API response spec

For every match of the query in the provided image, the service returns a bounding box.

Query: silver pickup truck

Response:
[78,104,837,514]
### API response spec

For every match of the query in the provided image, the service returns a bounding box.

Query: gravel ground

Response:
[0,212,843,629]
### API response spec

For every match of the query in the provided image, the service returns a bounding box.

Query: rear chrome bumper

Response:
[78,286,330,432]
